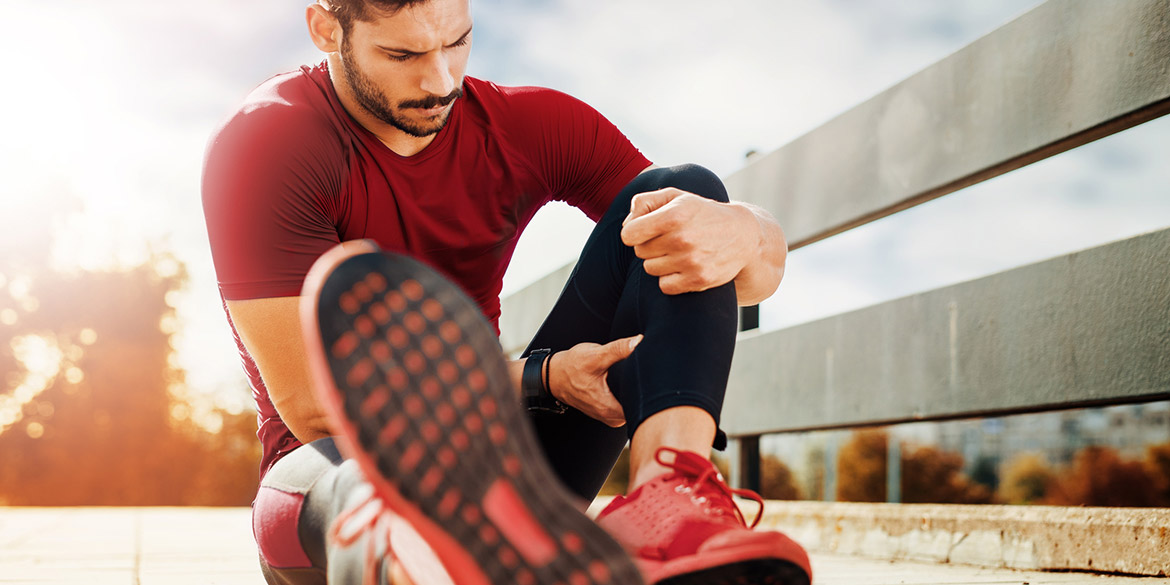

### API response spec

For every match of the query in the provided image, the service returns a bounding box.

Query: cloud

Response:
[473,0,1169,335]
[5,0,1165,399]
[471,0,1043,176]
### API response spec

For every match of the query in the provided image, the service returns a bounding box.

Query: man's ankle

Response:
[627,406,716,491]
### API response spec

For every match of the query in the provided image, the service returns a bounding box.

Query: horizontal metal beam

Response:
[722,227,1170,437]
[724,0,1170,250]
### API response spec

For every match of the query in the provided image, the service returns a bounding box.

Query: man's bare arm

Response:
[727,201,787,305]
[227,296,332,444]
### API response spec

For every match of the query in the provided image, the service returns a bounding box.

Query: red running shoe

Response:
[302,242,644,585]
[596,448,811,585]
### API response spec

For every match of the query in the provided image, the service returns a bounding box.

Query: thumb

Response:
[601,334,643,365]
[623,189,677,226]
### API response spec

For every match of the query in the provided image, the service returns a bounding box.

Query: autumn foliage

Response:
[1043,446,1163,507]
[836,429,991,504]
[0,258,259,506]
[836,429,888,502]
[831,428,1170,507]
[759,454,803,501]
[997,453,1053,504]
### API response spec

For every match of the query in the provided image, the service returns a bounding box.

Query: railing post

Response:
[731,304,762,492]
[739,305,760,332]
[887,436,902,504]
[733,436,761,492]
[824,433,838,502]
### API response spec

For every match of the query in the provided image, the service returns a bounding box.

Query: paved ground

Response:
[0,507,1165,584]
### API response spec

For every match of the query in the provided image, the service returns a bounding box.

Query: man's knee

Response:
[254,486,314,571]
[254,439,344,574]
[631,163,729,204]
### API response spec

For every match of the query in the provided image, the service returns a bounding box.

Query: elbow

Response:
[274,399,334,444]
[735,267,783,306]
[735,244,786,306]
[288,418,333,445]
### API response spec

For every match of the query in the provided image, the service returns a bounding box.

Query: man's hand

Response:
[547,335,643,427]
[620,188,763,296]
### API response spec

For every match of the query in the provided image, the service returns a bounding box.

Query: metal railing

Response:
[502,0,1169,480]
[500,1,1170,573]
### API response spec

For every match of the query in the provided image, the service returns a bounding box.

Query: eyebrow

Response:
[376,25,473,55]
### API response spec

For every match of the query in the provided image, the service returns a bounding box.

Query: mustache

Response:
[400,86,464,109]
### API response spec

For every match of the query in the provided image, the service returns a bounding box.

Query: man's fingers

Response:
[624,189,678,224]
[599,334,642,365]
[621,190,683,246]
[657,272,708,295]
[631,234,676,260]
[643,253,698,278]
[599,393,627,427]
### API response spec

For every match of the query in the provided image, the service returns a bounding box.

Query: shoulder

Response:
[205,63,347,169]
[463,77,592,119]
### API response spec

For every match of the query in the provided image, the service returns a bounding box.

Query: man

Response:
[201,0,812,583]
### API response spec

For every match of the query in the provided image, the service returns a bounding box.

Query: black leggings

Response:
[522,163,737,499]
[257,164,739,584]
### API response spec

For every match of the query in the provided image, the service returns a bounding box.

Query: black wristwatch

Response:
[522,348,566,414]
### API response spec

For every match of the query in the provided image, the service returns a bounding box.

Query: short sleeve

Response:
[201,95,346,300]
[499,87,651,221]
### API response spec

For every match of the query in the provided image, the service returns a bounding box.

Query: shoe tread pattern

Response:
[316,252,643,585]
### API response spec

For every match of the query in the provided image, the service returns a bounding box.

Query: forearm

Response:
[507,358,525,398]
[730,202,787,306]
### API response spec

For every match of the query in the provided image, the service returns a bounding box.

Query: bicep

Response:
[511,88,650,220]
[227,296,331,443]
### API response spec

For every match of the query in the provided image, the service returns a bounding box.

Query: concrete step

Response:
[0,507,1163,584]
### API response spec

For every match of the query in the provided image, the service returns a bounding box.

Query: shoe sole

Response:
[658,559,810,585]
[302,245,644,585]
[640,529,811,585]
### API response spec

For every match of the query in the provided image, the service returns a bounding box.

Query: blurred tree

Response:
[969,456,999,491]
[1044,445,1160,507]
[901,444,992,504]
[1145,443,1170,506]
[836,429,990,504]
[997,453,1053,505]
[599,447,631,496]
[836,429,887,502]
[0,256,259,506]
[760,454,802,501]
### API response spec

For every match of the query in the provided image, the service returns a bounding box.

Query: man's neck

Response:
[325,55,438,157]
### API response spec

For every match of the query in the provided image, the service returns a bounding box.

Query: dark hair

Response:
[327,0,433,32]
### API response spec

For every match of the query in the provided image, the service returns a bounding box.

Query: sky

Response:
[1,0,1167,413]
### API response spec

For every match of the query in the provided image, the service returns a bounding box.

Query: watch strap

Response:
[522,348,565,414]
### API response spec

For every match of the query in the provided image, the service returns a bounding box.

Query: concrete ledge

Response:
[757,501,1170,577]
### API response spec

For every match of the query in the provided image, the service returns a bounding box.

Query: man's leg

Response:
[523,164,736,499]
[286,245,643,585]
[523,164,811,585]
[253,439,350,584]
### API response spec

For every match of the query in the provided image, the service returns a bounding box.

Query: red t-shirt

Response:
[202,62,650,477]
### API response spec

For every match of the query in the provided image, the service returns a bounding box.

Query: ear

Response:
[306,2,342,53]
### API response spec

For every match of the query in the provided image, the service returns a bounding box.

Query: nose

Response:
[418,51,456,98]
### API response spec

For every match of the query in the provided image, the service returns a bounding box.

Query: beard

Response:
[339,39,463,138]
